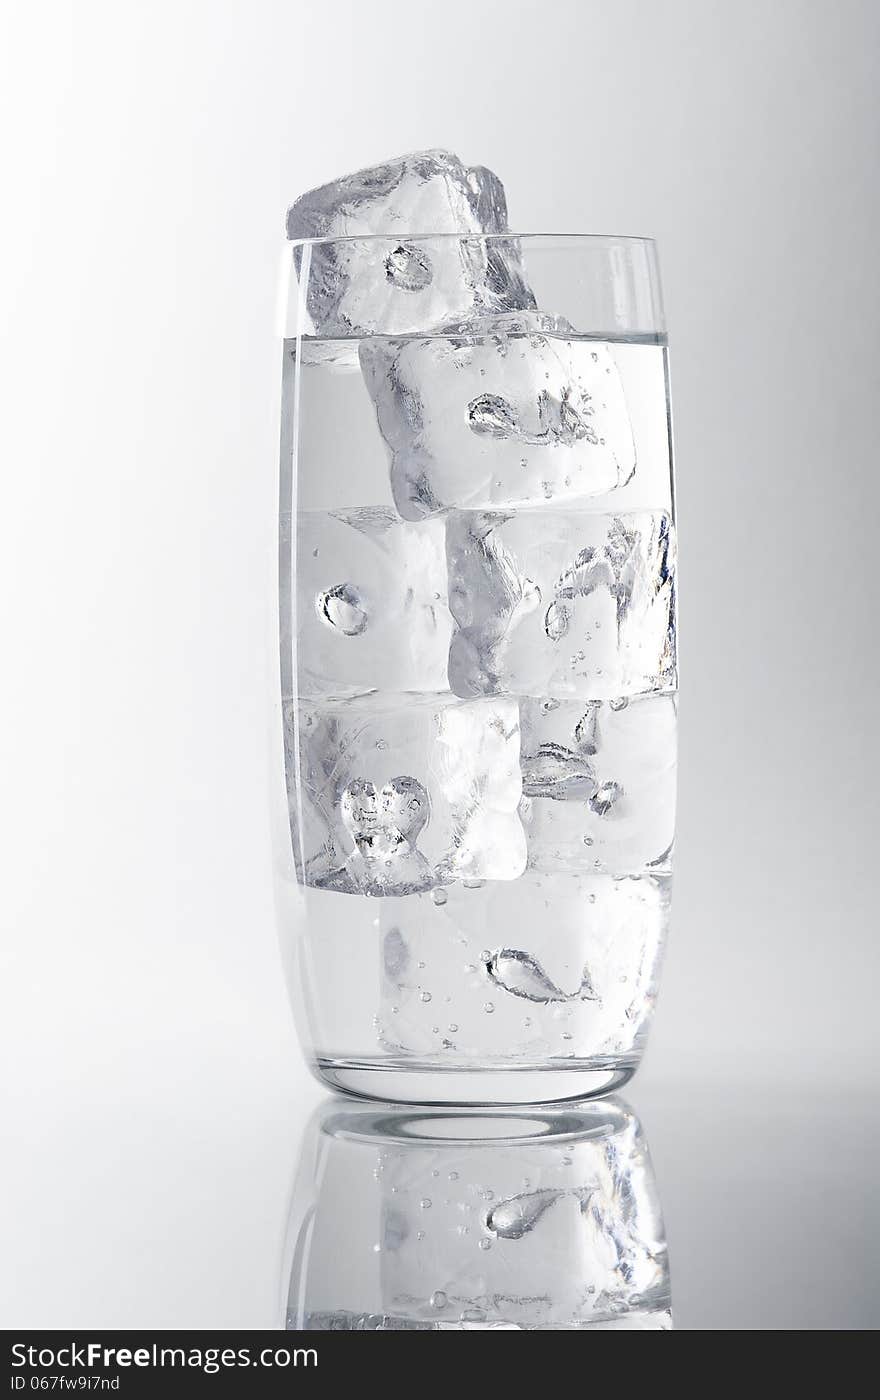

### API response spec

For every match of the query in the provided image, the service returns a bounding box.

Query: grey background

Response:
[1,0,877,1328]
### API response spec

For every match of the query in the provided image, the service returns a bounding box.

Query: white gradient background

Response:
[1,0,878,1329]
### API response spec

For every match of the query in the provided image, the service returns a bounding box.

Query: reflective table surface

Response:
[4,1045,877,1331]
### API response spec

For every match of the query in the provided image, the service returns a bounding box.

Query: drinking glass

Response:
[274,234,676,1104]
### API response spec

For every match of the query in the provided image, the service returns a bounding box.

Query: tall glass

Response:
[274,234,676,1104]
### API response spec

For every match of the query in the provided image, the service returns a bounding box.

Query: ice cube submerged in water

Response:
[376,872,670,1060]
[519,694,677,874]
[360,314,636,519]
[295,508,452,698]
[446,508,676,698]
[286,150,534,338]
[286,694,527,893]
[281,149,677,1086]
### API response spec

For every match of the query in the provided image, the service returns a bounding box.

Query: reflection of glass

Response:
[283,1098,671,1330]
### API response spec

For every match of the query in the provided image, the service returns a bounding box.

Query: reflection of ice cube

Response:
[294,509,452,698]
[377,872,669,1059]
[378,1110,669,1328]
[359,322,636,520]
[285,694,526,893]
[286,150,533,337]
[446,509,676,699]
[519,695,677,874]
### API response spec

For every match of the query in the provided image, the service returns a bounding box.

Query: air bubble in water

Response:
[521,744,596,801]
[486,949,598,1005]
[384,242,433,291]
[590,780,623,816]
[544,600,570,642]
[430,1290,448,1310]
[574,703,601,755]
[487,1187,564,1240]
[432,889,448,906]
[467,393,518,438]
[316,582,368,635]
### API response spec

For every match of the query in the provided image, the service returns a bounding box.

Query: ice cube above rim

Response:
[285,149,535,338]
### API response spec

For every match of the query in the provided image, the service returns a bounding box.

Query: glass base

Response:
[313,1056,637,1106]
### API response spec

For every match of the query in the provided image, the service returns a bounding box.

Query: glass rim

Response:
[286,230,658,251]
[318,1105,627,1147]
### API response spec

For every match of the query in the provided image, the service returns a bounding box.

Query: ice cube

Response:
[519,694,677,874]
[285,693,526,893]
[286,150,534,338]
[359,322,636,520]
[377,1107,669,1327]
[446,509,676,699]
[294,508,453,698]
[377,871,670,1059]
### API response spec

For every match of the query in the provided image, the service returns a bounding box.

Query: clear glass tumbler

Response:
[282,1099,671,1330]
[274,234,676,1104]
